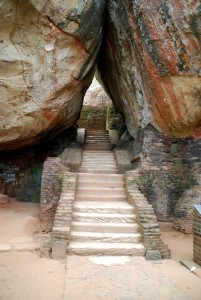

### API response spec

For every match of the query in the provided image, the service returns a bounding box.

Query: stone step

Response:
[78,173,124,182]
[77,181,124,188]
[84,141,111,148]
[71,221,139,233]
[85,138,109,140]
[73,212,136,223]
[76,188,125,196]
[75,195,126,201]
[82,151,113,154]
[82,157,116,162]
[85,141,110,148]
[83,151,113,154]
[84,147,111,151]
[70,231,141,243]
[82,157,116,166]
[79,168,118,174]
[84,141,110,144]
[82,158,115,162]
[81,162,116,167]
[74,201,134,214]
[85,139,110,142]
[81,161,116,166]
[80,164,117,168]
[81,166,117,171]
[86,130,108,134]
[83,153,113,156]
[67,241,145,256]
[86,133,109,136]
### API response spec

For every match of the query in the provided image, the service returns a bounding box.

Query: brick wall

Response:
[0,126,77,202]
[125,170,171,259]
[137,125,201,227]
[193,205,201,266]
[51,172,77,259]
[174,187,201,233]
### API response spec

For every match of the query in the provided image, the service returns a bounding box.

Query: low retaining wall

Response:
[125,170,171,259]
[51,172,78,259]
[40,157,68,232]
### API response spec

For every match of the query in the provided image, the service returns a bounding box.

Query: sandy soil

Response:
[0,200,201,300]
[0,199,40,244]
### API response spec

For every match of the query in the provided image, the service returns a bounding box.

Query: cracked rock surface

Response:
[0,0,106,150]
[98,0,201,138]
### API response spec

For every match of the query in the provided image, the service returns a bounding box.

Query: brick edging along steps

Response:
[125,170,171,259]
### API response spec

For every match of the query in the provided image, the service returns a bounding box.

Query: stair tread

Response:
[68,241,145,249]
[74,201,133,208]
[75,195,127,201]
[77,187,125,191]
[73,212,135,218]
[78,173,123,177]
[71,231,140,237]
[72,221,138,228]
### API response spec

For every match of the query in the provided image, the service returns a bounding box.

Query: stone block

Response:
[76,128,85,145]
[52,240,67,260]
[115,149,134,173]
[61,148,82,171]
[40,234,52,258]
[145,250,162,261]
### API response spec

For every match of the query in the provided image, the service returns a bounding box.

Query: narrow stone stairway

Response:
[67,129,145,256]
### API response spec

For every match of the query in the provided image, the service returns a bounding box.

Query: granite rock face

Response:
[0,0,106,150]
[98,0,201,139]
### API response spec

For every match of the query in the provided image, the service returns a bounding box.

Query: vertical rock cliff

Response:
[98,0,201,139]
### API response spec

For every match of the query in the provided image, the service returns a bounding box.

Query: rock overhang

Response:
[0,0,201,151]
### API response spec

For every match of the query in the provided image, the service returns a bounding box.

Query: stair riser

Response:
[82,159,116,163]
[74,207,134,214]
[77,182,124,188]
[73,216,136,223]
[84,148,111,151]
[72,224,139,233]
[82,151,113,154]
[76,189,125,196]
[79,169,118,174]
[82,153,114,155]
[85,139,110,142]
[80,168,118,172]
[81,165,117,169]
[71,235,141,243]
[78,174,124,182]
[75,196,126,201]
[84,144,111,147]
[67,248,145,256]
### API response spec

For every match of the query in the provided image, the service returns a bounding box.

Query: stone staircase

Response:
[67,129,145,256]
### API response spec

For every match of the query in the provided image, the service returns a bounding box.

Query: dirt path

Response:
[0,200,201,300]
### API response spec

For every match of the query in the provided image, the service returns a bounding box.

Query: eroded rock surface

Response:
[0,0,106,150]
[98,0,201,138]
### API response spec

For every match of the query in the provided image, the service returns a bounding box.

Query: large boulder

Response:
[0,0,106,150]
[98,0,201,139]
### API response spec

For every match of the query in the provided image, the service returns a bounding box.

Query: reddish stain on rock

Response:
[98,0,201,138]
